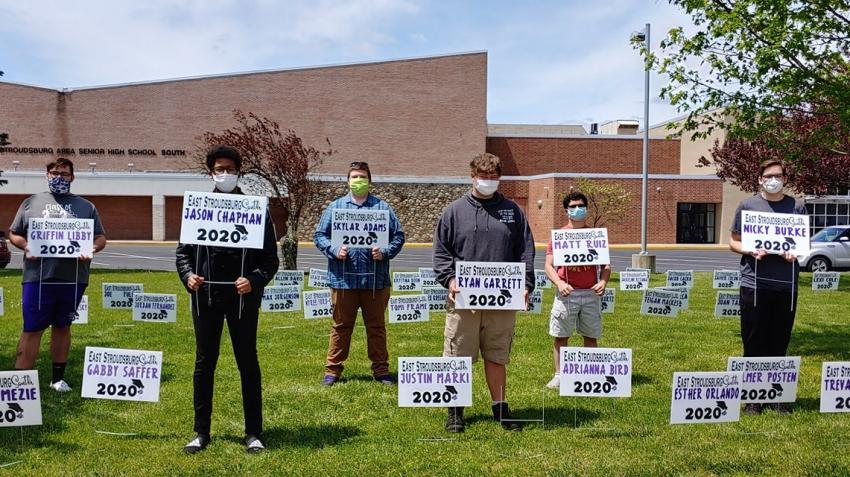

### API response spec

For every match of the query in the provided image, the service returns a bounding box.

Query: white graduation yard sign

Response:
[180,191,268,249]
[423,287,448,312]
[388,295,429,323]
[660,287,690,311]
[666,270,694,289]
[27,218,94,258]
[640,289,684,317]
[714,292,741,318]
[419,268,440,288]
[392,272,422,292]
[81,347,163,402]
[740,210,810,256]
[560,347,632,398]
[0,370,42,427]
[525,289,543,314]
[102,283,144,309]
[620,271,649,291]
[535,270,552,289]
[670,371,742,424]
[262,286,302,312]
[398,357,472,407]
[330,209,390,249]
[308,269,329,288]
[812,271,840,291]
[820,361,850,413]
[274,270,304,290]
[713,270,741,290]
[551,228,610,267]
[455,261,526,310]
[601,288,616,314]
[728,356,801,404]
[132,293,177,323]
[303,289,333,319]
[73,295,88,324]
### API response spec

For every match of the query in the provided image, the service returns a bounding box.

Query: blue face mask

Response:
[568,206,587,220]
[48,176,71,195]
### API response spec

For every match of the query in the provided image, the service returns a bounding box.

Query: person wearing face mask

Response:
[7,158,107,393]
[432,153,536,433]
[729,159,805,415]
[176,145,279,454]
[543,192,611,389]
[313,161,405,387]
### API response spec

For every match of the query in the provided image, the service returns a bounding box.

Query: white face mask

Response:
[474,178,499,196]
[213,173,238,193]
[762,177,783,194]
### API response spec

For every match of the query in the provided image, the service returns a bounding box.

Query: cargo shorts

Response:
[443,298,517,365]
[549,289,602,339]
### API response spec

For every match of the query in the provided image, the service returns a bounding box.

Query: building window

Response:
[805,197,850,236]
[677,203,716,244]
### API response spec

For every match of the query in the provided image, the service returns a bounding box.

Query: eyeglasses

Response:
[566,204,586,209]
[762,173,784,180]
[212,167,238,175]
[350,161,369,169]
[48,171,72,178]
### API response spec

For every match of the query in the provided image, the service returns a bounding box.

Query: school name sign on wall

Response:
[181,191,268,249]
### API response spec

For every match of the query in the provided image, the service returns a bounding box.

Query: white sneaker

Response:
[50,380,72,393]
[546,375,560,389]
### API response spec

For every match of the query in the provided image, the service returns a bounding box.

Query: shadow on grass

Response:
[254,424,361,449]
[791,322,850,360]
[464,405,601,429]
[633,373,653,387]
[335,373,388,384]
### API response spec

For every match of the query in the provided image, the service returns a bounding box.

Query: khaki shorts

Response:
[549,289,602,339]
[443,299,517,365]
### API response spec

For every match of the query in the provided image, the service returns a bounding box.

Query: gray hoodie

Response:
[432,191,535,291]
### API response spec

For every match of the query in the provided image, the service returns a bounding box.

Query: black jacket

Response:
[176,188,279,306]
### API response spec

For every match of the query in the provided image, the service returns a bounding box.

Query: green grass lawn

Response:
[1,269,849,476]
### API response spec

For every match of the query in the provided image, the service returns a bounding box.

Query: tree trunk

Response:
[279,210,300,270]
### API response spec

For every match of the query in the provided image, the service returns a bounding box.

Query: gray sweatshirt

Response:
[432,191,536,291]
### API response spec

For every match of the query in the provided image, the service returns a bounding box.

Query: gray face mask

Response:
[213,173,238,193]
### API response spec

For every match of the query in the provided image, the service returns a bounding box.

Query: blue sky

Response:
[1,0,693,129]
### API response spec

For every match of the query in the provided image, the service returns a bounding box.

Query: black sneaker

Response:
[183,434,211,454]
[743,403,762,416]
[445,407,465,433]
[244,435,265,454]
[492,402,523,431]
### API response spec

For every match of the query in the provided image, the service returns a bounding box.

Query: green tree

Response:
[648,0,850,158]
[571,177,633,228]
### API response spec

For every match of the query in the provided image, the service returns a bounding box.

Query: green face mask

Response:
[349,177,370,196]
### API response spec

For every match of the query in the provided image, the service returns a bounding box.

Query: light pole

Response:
[631,23,657,272]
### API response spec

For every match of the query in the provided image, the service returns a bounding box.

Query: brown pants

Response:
[326,287,391,377]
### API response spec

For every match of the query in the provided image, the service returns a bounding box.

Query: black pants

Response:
[192,294,262,436]
[739,287,798,357]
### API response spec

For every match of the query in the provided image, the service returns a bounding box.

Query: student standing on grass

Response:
[544,191,611,389]
[314,161,405,387]
[176,145,279,454]
[433,153,535,433]
[8,157,107,393]
[729,159,805,416]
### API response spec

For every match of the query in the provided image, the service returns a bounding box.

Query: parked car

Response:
[0,231,10,269]
[798,225,850,272]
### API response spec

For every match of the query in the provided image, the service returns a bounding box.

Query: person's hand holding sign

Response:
[187,274,205,292]
[448,278,459,303]
[79,252,93,262]
[23,243,39,261]
[749,249,767,260]
[371,246,383,261]
[782,251,797,263]
[235,277,252,295]
[336,246,348,260]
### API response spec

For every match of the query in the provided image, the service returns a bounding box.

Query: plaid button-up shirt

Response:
[313,193,405,289]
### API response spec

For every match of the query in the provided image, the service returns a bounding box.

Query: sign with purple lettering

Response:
[73,295,89,324]
[28,218,94,258]
[728,357,800,404]
[81,347,162,402]
[180,191,268,250]
[821,361,850,413]
[0,370,42,427]
[551,228,610,267]
[455,261,526,310]
[398,357,472,407]
[330,209,389,249]
[670,371,742,424]
[389,295,429,323]
[741,211,810,256]
[560,347,632,398]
